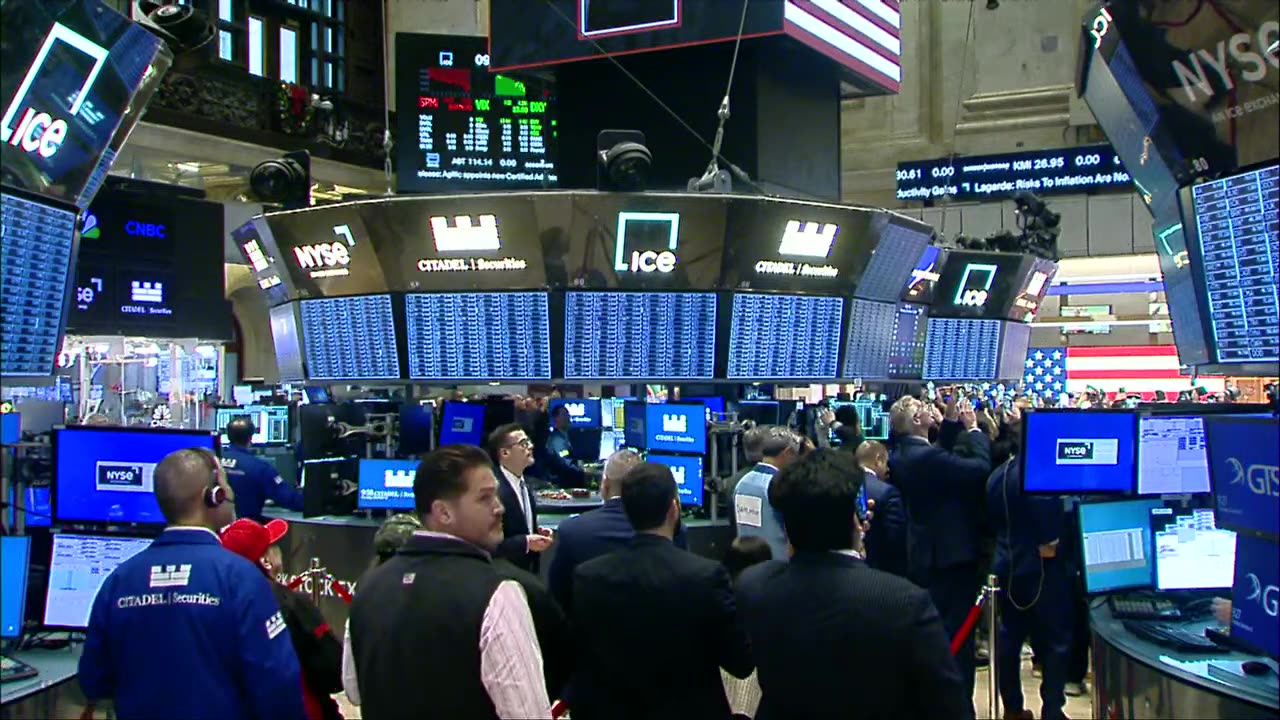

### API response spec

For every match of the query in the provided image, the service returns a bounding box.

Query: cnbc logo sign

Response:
[755,220,840,279]
[615,211,680,274]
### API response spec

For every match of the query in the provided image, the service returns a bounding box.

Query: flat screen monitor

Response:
[922,317,1003,381]
[299,294,401,381]
[622,401,647,450]
[43,532,151,629]
[855,219,933,303]
[599,398,627,429]
[733,400,781,426]
[727,293,844,380]
[563,291,717,380]
[399,403,434,456]
[357,458,418,510]
[0,535,31,638]
[1231,533,1279,660]
[214,405,290,446]
[841,298,896,379]
[549,398,601,428]
[1022,409,1137,494]
[648,453,703,508]
[887,302,929,380]
[404,292,552,381]
[1,412,19,444]
[22,486,52,528]
[1136,415,1210,496]
[0,190,79,377]
[644,403,705,455]
[597,429,624,461]
[1205,415,1279,539]
[269,303,305,382]
[1150,507,1235,591]
[53,426,217,525]
[929,251,1030,320]
[1078,498,1162,594]
[439,402,485,446]
[828,399,890,444]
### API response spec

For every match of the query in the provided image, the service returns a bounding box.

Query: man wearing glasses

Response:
[489,424,553,573]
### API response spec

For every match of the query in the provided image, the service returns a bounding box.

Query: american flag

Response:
[782,0,902,93]
[1022,346,1225,400]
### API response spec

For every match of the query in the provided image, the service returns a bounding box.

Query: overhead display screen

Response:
[299,294,401,380]
[720,197,876,294]
[1,191,78,377]
[0,0,171,209]
[405,292,552,381]
[895,144,1131,202]
[563,291,716,380]
[841,298,897,379]
[727,293,844,380]
[854,219,933,302]
[1009,257,1057,323]
[1189,164,1279,365]
[902,245,942,304]
[264,207,389,299]
[232,218,294,307]
[887,302,929,380]
[930,251,1032,321]
[394,33,557,193]
[1151,208,1210,366]
[923,317,1002,380]
[268,303,305,383]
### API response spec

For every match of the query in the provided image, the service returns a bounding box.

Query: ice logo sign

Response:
[778,220,838,258]
[1228,457,1280,497]
[565,403,586,417]
[1,23,109,159]
[955,263,999,307]
[614,211,680,274]
[662,413,688,433]
[431,214,500,252]
[384,470,414,489]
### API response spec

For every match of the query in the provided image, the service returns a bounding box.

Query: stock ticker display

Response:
[923,317,1002,381]
[299,294,401,380]
[0,192,77,376]
[563,292,716,380]
[894,145,1131,202]
[1190,164,1279,364]
[727,294,844,380]
[887,302,929,379]
[841,298,897,379]
[405,292,552,380]
[395,33,557,192]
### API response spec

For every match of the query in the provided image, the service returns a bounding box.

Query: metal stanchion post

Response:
[986,573,1001,720]
[308,557,322,606]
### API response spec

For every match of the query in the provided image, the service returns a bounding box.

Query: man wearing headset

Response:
[984,405,1071,720]
[221,416,304,522]
[79,447,306,720]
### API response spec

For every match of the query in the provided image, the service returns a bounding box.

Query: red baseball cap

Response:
[220,518,289,566]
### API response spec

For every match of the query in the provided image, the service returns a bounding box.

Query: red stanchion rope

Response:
[287,569,353,604]
[950,589,988,656]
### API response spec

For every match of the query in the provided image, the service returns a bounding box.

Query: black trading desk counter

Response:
[1090,605,1279,719]
[0,646,87,719]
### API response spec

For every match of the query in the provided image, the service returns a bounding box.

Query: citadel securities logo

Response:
[670,464,686,487]
[2,24,109,158]
[662,413,688,433]
[1227,457,1280,497]
[384,469,414,489]
[419,214,527,272]
[149,564,192,588]
[756,219,840,279]
[615,211,680,274]
[293,225,357,278]
[564,402,586,417]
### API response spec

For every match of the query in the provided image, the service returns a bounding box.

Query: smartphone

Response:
[856,483,869,522]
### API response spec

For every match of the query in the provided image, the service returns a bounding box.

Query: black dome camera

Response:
[135,1,215,54]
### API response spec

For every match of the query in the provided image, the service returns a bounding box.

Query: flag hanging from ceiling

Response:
[1023,346,1225,399]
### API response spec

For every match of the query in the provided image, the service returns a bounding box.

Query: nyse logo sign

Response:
[778,220,838,258]
[1228,458,1280,497]
[451,416,474,434]
[384,470,414,489]
[662,413,688,433]
[1056,438,1119,465]
[294,225,356,279]
[431,214,500,252]
[95,460,156,493]
[615,211,680,274]
[1,23,109,159]
[955,263,999,308]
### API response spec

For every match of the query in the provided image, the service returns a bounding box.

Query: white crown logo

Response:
[149,564,192,588]
[384,470,415,489]
[131,281,164,303]
[430,214,500,252]
[778,220,838,258]
[565,402,586,416]
[662,414,688,433]
[670,465,686,484]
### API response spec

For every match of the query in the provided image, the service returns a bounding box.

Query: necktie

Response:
[518,479,532,530]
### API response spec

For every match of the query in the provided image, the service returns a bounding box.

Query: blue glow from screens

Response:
[622,401,647,450]
[399,404,434,455]
[1232,533,1279,660]
[1078,499,1162,594]
[549,398,601,428]
[22,486,51,527]
[357,458,418,510]
[44,533,150,629]
[0,535,31,638]
[439,402,485,446]
[644,403,705,454]
[1136,416,1210,495]
[55,427,216,524]
[1023,411,1136,494]
[1,413,20,443]
[1206,416,1280,538]
[1150,507,1235,591]
[648,453,703,508]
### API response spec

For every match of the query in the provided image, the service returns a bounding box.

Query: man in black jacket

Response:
[737,449,968,720]
[489,424,552,574]
[853,440,908,578]
[570,463,753,720]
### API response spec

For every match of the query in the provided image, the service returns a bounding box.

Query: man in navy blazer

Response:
[854,440,908,578]
[888,395,992,715]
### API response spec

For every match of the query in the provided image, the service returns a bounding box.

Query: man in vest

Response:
[733,426,802,560]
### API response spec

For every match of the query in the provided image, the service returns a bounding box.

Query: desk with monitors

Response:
[841,298,896,378]
[1189,164,1279,364]
[563,292,716,380]
[1,192,78,377]
[923,317,1002,380]
[299,294,401,380]
[43,533,151,629]
[727,293,844,380]
[887,302,929,379]
[405,292,551,381]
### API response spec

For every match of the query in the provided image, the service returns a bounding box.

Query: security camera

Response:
[134,1,215,54]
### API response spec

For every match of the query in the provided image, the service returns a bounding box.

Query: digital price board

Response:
[727,293,844,380]
[395,33,557,192]
[405,292,552,380]
[268,304,305,383]
[887,302,929,380]
[841,298,897,379]
[895,145,1131,202]
[1,192,78,377]
[563,292,716,380]
[855,220,932,303]
[299,294,401,380]
[1189,164,1279,364]
[923,317,1002,381]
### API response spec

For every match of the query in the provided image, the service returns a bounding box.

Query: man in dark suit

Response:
[888,395,991,714]
[570,463,753,720]
[736,449,969,720]
[488,423,552,573]
[854,440,908,578]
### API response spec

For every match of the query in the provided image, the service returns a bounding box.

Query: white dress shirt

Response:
[499,465,533,532]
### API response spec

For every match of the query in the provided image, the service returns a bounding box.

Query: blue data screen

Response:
[564,292,716,380]
[922,317,1001,380]
[842,298,897,379]
[405,292,551,380]
[299,294,400,380]
[728,293,843,380]
[357,458,418,510]
[1,193,77,376]
[648,453,704,508]
[1023,411,1137,494]
[440,402,485,446]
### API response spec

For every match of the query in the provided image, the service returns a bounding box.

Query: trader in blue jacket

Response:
[221,416,304,521]
[79,447,306,720]
[733,426,803,560]
[544,404,587,488]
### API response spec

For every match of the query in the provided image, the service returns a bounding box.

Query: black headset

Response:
[191,447,228,508]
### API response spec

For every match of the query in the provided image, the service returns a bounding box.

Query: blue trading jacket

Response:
[734,464,788,561]
[79,527,306,720]
[220,444,304,522]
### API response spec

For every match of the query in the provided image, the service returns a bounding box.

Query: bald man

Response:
[79,448,306,720]
[855,441,908,578]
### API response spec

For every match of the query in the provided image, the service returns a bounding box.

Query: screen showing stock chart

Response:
[0,191,78,376]
[922,317,1002,381]
[841,298,897,379]
[298,294,401,380]
[887,302,929,380]
[404,292,552,381]
[563,292,716,380]
[727,293,844,380]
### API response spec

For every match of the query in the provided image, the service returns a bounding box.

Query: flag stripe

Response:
[1067,346,1178,358]
[1065,356,1184,372]
[1073,368,1189,380]
[1022,345,1218,399]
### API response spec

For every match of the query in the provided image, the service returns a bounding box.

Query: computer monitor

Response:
[647,453,704,508]
[1021,409,1137,494]
[1078,498,1163,594]
[598,430,625,461]
[398,403,434,456]
[214,405,290,446]
[549,398,602,428]
[439,402,485,447]
[1205,415,1280,539]
[53,426,218,525]
[644,403,706,455]
[357,458,418,510]
[1,412,19,444]
[1136,415,1211,496]
[733,400,782,426]
[301,457,358,518]
[1150,507,1236,591]
[43,533,151,629]
[1231,533,1279,660]
[22,486,51,528]
[1,536,32,638]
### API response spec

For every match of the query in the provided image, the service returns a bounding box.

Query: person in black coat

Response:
[488,423,552,573]
[569,463,753,720]
[853,440,909,578]
[736,449,969,720]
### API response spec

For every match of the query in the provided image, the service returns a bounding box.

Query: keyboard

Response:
[1123,621,1226,653]
[1110,595,1182,621]
[0,654,38,683]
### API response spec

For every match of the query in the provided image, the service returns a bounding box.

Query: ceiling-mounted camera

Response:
[134,1,215,55]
